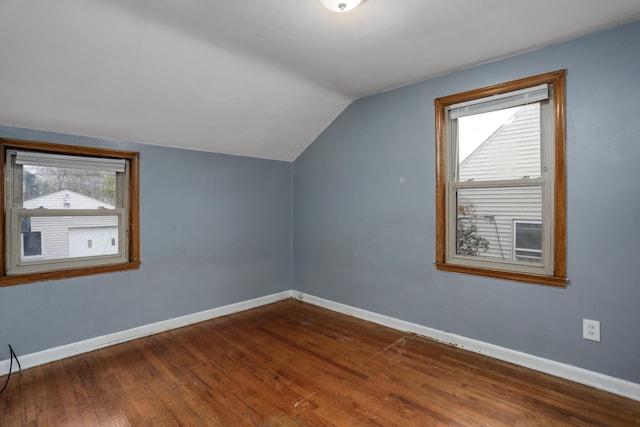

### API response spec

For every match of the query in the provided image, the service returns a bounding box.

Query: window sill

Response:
[0,261,141,287]
[435,262,568,287]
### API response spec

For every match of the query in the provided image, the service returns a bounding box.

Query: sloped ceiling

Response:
[1,0,639,161]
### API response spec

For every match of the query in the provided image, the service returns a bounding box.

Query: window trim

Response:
[434,70,567,287]
[0,138,140,287]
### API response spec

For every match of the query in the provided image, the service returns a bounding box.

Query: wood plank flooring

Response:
[1,299,639,426]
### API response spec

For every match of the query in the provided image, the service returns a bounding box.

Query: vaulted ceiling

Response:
[2,0,639,161]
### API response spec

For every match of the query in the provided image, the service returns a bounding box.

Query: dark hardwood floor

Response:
[1,298,639,426]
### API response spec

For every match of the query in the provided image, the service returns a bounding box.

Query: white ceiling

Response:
[1,0,639,161]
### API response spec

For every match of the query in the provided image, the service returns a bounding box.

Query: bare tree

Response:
[456,200,490,256]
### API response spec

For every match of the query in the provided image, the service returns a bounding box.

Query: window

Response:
[513,221,542,262]
[19,217,43,259]
[0,139,140,286]
[22,231,43,258]
[435,71,567,286]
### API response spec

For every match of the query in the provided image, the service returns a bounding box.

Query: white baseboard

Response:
[292,291,640,402]
[3,289,638,402]
[0,290,293,376]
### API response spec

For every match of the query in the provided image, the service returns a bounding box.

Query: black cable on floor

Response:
[0,345,21,395]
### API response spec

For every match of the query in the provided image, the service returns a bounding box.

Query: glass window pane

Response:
[22,232,42,256]
[515,222,542,250]
[457,104,541,182]
[456,187,542,264]
[23,166,116,208]
[19,215,119,263]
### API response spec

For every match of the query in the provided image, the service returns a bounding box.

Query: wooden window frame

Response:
[0,138,140,287]
[434,70,567,287]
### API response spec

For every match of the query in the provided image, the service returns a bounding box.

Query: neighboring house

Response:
[22,190,118,261]
[458,104,542,262]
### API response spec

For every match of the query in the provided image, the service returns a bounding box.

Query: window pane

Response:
[23,166,116,207]
[514,222,542,262]
[456,187,542,263]
[22,231,42,256]
[515,222,542,250]
[457,104,541,182]
[19,215,119,263]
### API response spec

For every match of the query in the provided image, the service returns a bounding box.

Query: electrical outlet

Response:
[583,319,601,342]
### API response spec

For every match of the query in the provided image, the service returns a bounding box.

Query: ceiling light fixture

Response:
[319,0,363,13]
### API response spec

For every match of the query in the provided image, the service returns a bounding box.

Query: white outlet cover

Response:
[583,319,601,342]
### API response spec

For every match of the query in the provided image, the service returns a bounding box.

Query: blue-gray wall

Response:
[0,127,292,357]
[293,21,640,383]
[2,20,639,386]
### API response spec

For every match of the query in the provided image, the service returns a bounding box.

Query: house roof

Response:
[23,190,115,210]
[1,1,639,161]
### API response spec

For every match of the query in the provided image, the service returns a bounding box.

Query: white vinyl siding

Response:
[24,190,118,260]
[459,104,541,182]
[28,217,118,260]
[457,186,542,261]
